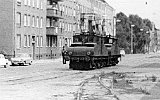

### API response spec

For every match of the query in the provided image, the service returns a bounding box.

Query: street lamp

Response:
[140,28,144,31]
[140,28,145,53]
[146,31,150,53]
[131,24,135,54]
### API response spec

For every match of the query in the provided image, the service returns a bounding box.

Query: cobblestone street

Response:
[1,53,160,100]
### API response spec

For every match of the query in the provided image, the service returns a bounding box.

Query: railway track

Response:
[75,71,157,100]
[2,71,83,85]
[76,73,119,100]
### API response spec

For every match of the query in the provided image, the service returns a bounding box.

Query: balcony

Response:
[46,27,62,35]
[47,6,64,19]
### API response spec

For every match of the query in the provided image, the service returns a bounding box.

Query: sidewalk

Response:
[33,57,63,64]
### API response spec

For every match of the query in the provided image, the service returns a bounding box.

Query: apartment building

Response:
[0,0,46,59]
[0,0,115,60]
[0,0,14,58]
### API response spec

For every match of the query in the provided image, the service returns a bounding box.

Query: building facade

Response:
[0,0,46,59]
[0,0,115,60]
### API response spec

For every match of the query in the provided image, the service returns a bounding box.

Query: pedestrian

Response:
[62,46,66,64]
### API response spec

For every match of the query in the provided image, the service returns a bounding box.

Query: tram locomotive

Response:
[62,13,121,70]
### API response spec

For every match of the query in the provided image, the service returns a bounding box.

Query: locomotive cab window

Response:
[84,43,95,47]
[104,37,114,44]
[109,38,113,44]
[70,43,82,47]
[73,35,82,42]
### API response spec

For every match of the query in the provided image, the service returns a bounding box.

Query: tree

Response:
[116,12,153,54]
[116,12,131,53]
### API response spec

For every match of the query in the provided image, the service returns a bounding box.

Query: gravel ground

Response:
[0,53,160,100]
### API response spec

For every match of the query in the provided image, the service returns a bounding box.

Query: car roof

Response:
[0,54,4,56]
[0,54,5,57]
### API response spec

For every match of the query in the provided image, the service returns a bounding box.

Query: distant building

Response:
[156,29,160,52]
[149,22,158,53]
[0,0,115,60]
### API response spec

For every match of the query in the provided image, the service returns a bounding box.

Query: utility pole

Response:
[131,25,135,54]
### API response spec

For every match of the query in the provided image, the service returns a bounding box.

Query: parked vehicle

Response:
[11,53,32,65]
[0,54,7,68]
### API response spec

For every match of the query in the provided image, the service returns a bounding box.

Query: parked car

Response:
[0,54,7,68]
[11,53,32,66]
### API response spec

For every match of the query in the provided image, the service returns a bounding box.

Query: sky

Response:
[105,0,160,29]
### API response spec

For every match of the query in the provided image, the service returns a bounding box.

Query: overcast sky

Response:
[105,0,160,29]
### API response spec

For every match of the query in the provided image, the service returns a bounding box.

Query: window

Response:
[24,14,27,26]
[28,35,31,47]
[47,0,50,5]
[17,0,21,5]
[40,17,43,28]
[73,9,76,17]
[59,37,63,47]
[73,24,76,32]
[62,5,65,12]
[77,23,80,30]
[28,0,31,6]
[46,36,50,47]
[65,6,68,15]
[59,38,62,47]
[55,27,58,33]
[24,35,27,47]
[40,36,43,47]
[32,0,35,7]
[28,15,30,26]
[59,22,61,28]
[36,36,39,47]
[59,5,62,11]
[64,23,67,31]
[69,24,71,32]
[37,0,39,8]
[17,35,21,49]
[24,0,27,5]
[70,24,72,32]
[62,22,64,29]
[40,1,43,9]
[32,16,35,27]
[16,12,21,27]
[36,16,39,28]
[46,36,57,47]
[68,23,69,31]
[46,18,50,27]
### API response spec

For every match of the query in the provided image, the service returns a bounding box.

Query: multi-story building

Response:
[0,0,46,60]
[46,0,64,59]
[0,0,115,60]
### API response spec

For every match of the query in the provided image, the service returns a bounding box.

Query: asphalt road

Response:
[0,53,160,100]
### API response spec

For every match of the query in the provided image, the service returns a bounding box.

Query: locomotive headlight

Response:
[68,51,72,55]
[87,51,91,55]
[64,51,67,55]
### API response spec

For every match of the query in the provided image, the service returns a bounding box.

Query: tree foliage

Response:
[116,12,152,54]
